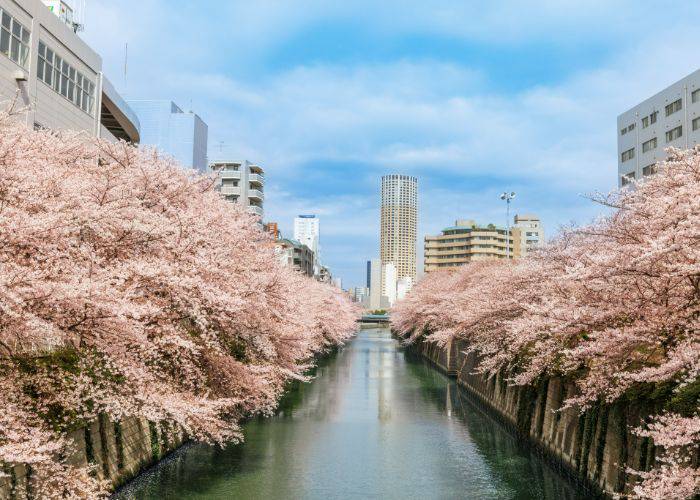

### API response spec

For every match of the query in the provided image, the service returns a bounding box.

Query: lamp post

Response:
[500,192,516,259]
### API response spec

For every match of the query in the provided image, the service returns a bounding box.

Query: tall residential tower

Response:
[380,174,417,281]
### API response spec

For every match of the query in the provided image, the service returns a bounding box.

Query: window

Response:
[221,179,238,187]
[694,117,700,131]
[642,137,657,153]
[620,127,627,135]
[37,41,95,115]
[693,89,700,104]
[641,111,658,129]
[628,123,635,131]
[666,125,682,143]
[643,164,658,177]
[621,172,636,186]
[621,148,635,162]
[665,98,682,116]
[0,9,29,68]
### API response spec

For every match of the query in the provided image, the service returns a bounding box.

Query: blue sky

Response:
[83,1,700,288]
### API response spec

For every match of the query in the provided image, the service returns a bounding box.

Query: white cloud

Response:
[81,1,700,287]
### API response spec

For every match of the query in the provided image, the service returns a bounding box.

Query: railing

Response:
[248,189,264,200]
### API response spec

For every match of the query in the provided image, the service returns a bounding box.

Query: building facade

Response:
[293,215,320,270]
[381,262,397,306]
[209,159,265,219]
[424,215,543,272]
[264,222,280,239]
[275,238,314,277]
[617,69,700,187]
[127,100,208,172]
[0,0,138,142]
[380,174,417,281]
[368,258,383,310]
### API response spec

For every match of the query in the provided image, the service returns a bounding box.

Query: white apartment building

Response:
[209,159,265,219]
[0,0,139,142]
[293,215,320,271]
[617,68,700,187]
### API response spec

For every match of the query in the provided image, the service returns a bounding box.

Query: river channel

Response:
[115,327,587,499]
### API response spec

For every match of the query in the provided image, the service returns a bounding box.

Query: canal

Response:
[115,328,587,499]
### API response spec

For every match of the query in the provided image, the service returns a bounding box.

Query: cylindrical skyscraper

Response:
[380,174,417,281]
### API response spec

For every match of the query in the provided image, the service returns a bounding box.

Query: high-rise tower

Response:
[380,175,417,281]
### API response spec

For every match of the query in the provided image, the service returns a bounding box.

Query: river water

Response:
[115,327,587,499]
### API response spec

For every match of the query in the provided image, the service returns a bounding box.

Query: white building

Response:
[0,0,139,142]
[368,258,383,310]
[209,159,264,219]
[396,277,413,301]
[293,215,320,271]
[381,262,397,307]
[617,68,700,187]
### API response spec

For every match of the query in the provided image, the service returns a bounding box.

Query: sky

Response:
[82,1,700,288]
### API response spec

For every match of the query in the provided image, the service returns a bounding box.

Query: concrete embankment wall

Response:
[0,415,186,498]
[410,336,660,498]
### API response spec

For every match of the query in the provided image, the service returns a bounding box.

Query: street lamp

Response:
[500,192,516,260]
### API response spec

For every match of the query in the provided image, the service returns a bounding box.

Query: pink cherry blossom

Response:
[393,147,700,499]
[0,112,359,497]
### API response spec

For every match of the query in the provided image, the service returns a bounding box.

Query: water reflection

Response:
[115,328,587,500]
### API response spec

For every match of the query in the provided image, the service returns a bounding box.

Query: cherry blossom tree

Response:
[0,113,358,498]
[393,147,700,499]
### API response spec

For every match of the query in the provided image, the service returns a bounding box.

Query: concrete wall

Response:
[410,336,662,498]
[0,415,186,498]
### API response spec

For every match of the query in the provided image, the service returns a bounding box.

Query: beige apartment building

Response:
[380,174,417,281]
[424,215,543,272]
[0,0,139,142]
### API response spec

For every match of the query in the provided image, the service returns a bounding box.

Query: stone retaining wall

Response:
[410,336,660,498]
[0,416,186,499]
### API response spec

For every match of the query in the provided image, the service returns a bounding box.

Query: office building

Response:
[209,159,264,219]
[368,258,383,310]
[0,0,139,142]
[617,69,700,187]
[380,175,417,281]
[424,215,543,272]
[127,100,208,172]
[294,215,320,270]
[381,262,397,306]
[275,239,314,277]
[353,286,369,303]
[332,277,342,289]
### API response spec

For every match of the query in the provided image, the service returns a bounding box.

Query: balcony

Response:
[220,185,241,195]
[249,173,265,184]
[248,205,263,218]
[219,170,242,179]
[248,189,264,201]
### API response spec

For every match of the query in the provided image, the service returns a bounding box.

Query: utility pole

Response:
[500,191,516,260]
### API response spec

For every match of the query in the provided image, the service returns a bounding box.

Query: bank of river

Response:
[114,328,587,499]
